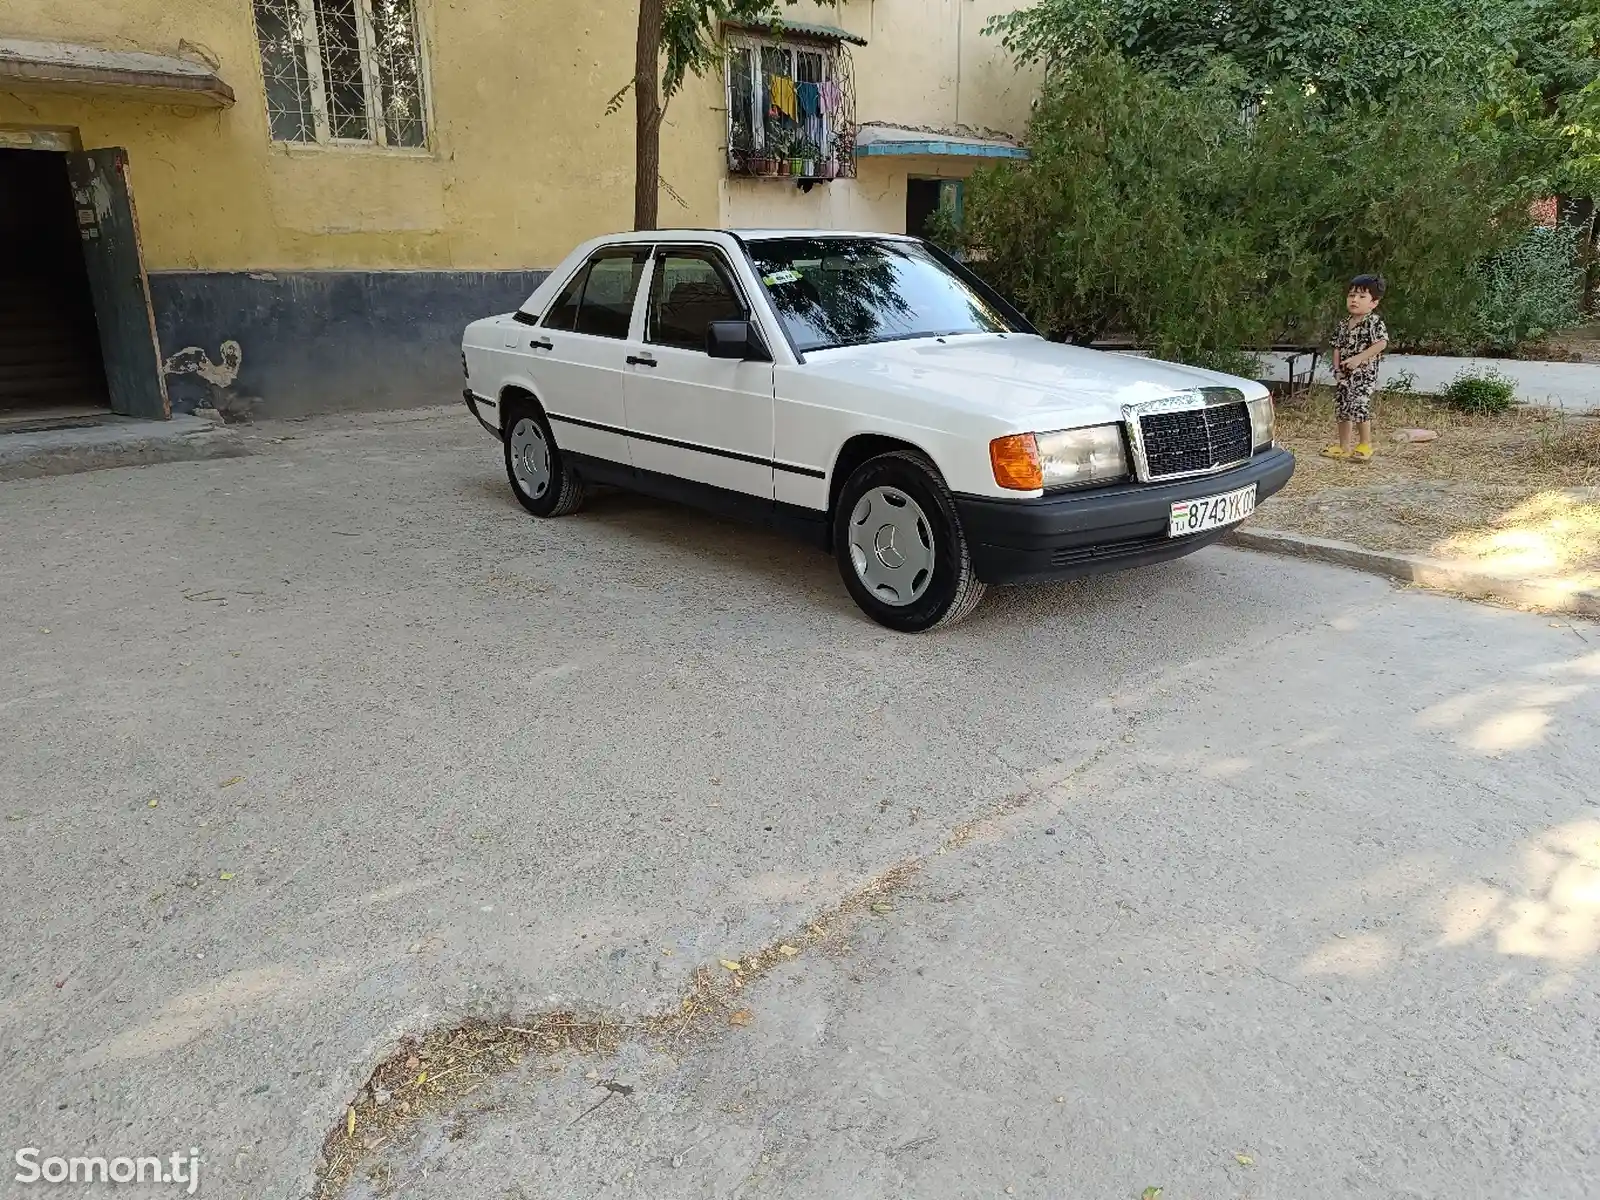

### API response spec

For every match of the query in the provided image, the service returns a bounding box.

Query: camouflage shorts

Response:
[1335,380,1375,422]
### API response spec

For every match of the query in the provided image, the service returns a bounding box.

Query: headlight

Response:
[1247,395,1275,450]
[990,426,1129,491]
[1035,424,1129,488]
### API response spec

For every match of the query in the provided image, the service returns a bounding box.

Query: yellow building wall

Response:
[714,0,1039,232]
[723,156,975,234]
[0,0,725,272]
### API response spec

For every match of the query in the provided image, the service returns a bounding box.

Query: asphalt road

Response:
[1,407,1594,1199]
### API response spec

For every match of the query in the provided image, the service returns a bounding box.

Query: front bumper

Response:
[954,447,1296,585]
[464,389,500,438]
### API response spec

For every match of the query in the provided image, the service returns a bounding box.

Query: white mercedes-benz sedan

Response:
[461,229,1294,632]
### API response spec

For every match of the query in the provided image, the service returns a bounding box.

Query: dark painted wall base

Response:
[148,269,548,418]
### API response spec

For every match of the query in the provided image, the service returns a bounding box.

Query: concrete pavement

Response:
[1258,350,1600,412]
[1,406,1595,1199]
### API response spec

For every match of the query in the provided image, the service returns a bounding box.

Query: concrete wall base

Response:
[148,269,550,419]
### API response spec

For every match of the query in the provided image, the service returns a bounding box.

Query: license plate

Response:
[1168,483,1256,538]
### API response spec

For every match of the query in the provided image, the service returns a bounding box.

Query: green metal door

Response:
[63,148,168,420]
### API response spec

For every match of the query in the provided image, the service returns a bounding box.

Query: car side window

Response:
[573,251,648,340]
[541,265,589,331]
[647,251,747,352]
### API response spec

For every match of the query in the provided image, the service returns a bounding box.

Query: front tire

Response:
[832,450,986,632]
[503,400,585,517]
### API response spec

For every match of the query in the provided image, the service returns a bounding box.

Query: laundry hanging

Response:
[768,75,798,121]
[820,79,842,115]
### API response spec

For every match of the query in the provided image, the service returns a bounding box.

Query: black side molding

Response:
[547,411,825,479]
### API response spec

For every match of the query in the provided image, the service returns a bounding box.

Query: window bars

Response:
[725,35,857,180]
[252,0,428,148]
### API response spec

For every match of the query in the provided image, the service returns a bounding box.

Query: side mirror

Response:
[706,319,768,361]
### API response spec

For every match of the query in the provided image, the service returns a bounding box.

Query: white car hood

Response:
[801,334,1266,430]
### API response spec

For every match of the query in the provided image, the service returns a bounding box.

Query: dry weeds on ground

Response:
[1266,387,1600,577]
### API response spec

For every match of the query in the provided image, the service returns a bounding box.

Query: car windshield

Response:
[746,237,1022,353]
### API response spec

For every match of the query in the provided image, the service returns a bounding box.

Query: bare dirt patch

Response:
[1267,386,1600,583]
[1523,320,1600,364]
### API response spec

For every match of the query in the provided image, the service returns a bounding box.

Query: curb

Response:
[1227,526,1600,618]
[0,414,250,482]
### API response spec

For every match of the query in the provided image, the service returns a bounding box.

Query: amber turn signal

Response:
[989,433,1043,490]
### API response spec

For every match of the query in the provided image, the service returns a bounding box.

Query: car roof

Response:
[733,229,918,242]
[589,228,918,244]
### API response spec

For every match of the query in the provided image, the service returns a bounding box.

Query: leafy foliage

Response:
[987,0,1600,200]
[1469,224,1586,351]
[1506,1,1600,196]
[1444,368,1519,412]
[944,51,1532,363]
[986,0,1522,108]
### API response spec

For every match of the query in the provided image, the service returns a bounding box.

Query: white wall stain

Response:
[163,340,242,388]
[89,173,115,222]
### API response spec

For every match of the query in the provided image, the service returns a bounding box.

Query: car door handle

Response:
[626,354,657,368]
[529,337,553,351]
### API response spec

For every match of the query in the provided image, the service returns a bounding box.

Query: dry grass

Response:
[1266,386,1600,577]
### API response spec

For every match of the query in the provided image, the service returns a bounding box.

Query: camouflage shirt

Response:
[1332,312,1388,392]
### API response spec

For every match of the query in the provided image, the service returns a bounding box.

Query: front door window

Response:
[646,252,746,352]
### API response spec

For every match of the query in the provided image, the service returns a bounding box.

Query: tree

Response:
[629,1,843,230]
[986,0,1600,197]
[985,0,1524,109]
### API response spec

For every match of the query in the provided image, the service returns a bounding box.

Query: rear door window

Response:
[573,251,649,339]
[541,265,589,331]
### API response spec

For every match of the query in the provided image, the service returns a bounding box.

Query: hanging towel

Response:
[768,75,798,121]
[797,81,822,118]
[820,80,842,114]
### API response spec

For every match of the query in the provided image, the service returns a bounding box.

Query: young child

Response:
[1324,275,1390,461]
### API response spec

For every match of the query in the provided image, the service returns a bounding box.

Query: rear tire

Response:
[832,450,986,632]
[503,399,585,517]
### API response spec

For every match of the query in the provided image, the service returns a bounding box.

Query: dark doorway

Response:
[0,148,109,426]
[906,177,942,240]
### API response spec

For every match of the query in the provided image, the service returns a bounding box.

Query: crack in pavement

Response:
[307,732,1132,1198]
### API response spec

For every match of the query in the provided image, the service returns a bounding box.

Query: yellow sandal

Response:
[1320,444,1348,459]
[1351,443,1374,462]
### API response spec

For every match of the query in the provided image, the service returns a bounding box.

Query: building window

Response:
[252,0,429,148]
[725,34,856,180]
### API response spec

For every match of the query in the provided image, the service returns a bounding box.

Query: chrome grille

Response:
[1126,388,1253,481]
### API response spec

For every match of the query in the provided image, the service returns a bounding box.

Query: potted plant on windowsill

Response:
[767,128,789,176]
[758,130,783,176]
[822,133,842,180]
[798,139,820,179]
[784,133,805,178]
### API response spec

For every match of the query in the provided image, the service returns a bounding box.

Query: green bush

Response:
[1443,369,1518,413]
[1467,224,1584,353]
[946,50,1533,367]
[941,52,1303,360]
